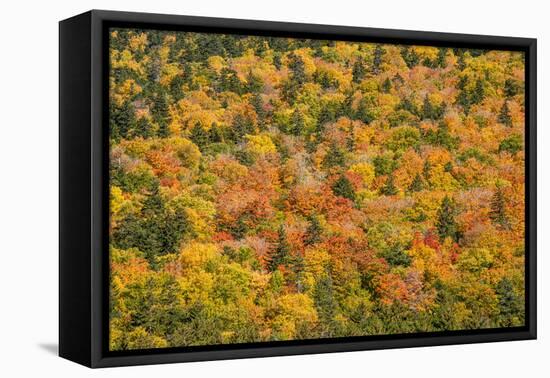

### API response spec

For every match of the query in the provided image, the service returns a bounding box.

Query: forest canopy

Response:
[108,28,526,351]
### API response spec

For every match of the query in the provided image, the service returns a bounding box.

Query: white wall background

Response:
[0,0,546,376]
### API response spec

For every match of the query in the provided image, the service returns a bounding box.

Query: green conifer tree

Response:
[471,79,485,105]
[267,225,292,272]
[436,195,461,242]
[352,57,366,83]
[380,174,398,196]
[332,175,356,201]
[408,173,424,192]
[381,77,392,93]
[372,45,384,74]
[305,215,323,246]
[190,122,209,150]
[323,143,346,170]
[489,187,510,229]
[291,108,306,136]
[498,101,513,127]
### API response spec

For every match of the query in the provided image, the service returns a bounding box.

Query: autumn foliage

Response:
[108,28,526,350]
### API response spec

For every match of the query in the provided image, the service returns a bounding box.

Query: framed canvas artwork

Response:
[59,10,536,368]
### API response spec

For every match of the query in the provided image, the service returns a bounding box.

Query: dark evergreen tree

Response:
[422,160,432,180]
[322,143,346,170]
[110,101,137,141]
[381,77,392,93]
[498,101,513,127]
[355,97,375,124]
[380,174,398,196]
[209,122,224,143]
[456,49,467,70]
[135,117,154,139]
[471,79,485,105]
[245,70,264,93]
[408,173,424,192]
[401,46,420,68]
[151,92,170,138]
[424,121,460,150]
[112,184,188,264]
[232,112,256,140]
[219,67,242,94]
[489,187,510,229]
[398,97,420,117]
[313,275,339,337]
[372,45,384,74]
[332,175,356,201]
[456,88,471,114]
[267,225,292,272]
[495,277,524,326]
[498,134,523,155]
[189,122,210,150]
[352,57,366,83]
[250,93,266,123]
[272,53,282,70]
[381,242,411,267]
[422,95,435,120]
[346,124,356,151]
[291,108,306,136]
[304,215,323,246]
[436,47,448,68]
[287,52,306,85]
[373,154,397,176]
[169,75,186,100]
[436,195,461,242]
[504,79,520,98]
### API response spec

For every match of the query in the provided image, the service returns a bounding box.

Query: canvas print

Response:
[108,28,526,351]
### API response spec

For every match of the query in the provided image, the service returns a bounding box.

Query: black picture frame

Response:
[59,9,537,368]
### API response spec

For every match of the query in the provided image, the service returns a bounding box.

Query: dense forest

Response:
[108,28,526,350]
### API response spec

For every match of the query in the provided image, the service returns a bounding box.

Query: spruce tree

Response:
[352,57,366,83]
[267,225,291,272]
[250,93,266,122]
[490,187,510,229]
[332,175,356,201]
[245,70,264,93]
[356,97,375,124]
[504,79,519,98]
[110,101,137,140]
[305,215,323,246]
[152,93,169,126]
[381,77,392,93]
[322,143,346,170]
[233,113,255,140]
[219,67,242,94]
[422,94,435,120]
[456,89,471,114]
[209,122,224,143]
[401,46,419,68]
[291,108,306,136]
[456,50,467,70]
[287,52,306,85]
[495,277,523,326]
[408,173,424,192]
[135,117,154,139]
[422,160,432,180]
[471,79,485,105]
[380,174,398,196]
[314,275,338,337]
[436,48,448,68]
[372,45,384,74]
[498,101,513,127]
[436,195,461,242]
[189,122,209,150]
